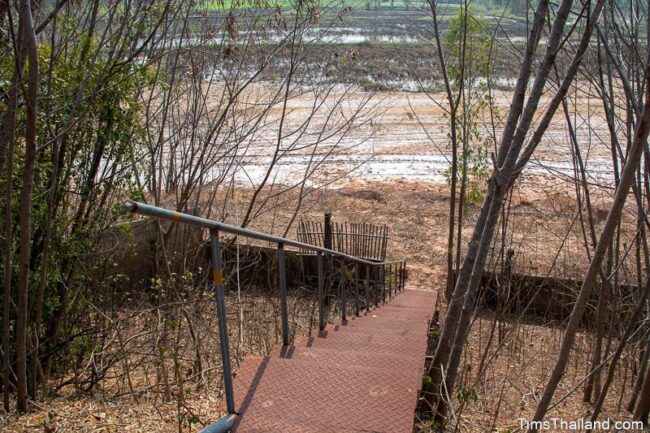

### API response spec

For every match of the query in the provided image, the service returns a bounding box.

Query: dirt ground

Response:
[217,82,617,198]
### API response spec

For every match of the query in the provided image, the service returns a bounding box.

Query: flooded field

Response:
[169,8,528,92]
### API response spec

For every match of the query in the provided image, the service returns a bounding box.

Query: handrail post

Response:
[365,264,370,314]
[388,263,393,300]
[210,229,235,414]
[354,262,360,317]
[374,265,380,307]
[394,263,397,296]
[278,243,290,346]
[382,264,386,304]
[341,259,347,321]
[317,252,325,331]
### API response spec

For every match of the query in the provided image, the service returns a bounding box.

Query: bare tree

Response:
[530,53,650,430]
[13,0,39,412]
[0,0,379,413]
[424,0,606,422]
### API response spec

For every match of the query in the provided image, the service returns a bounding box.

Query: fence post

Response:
[317,252,325,331]
[324,212,332,250]
[278,243,290,346]
[210,229,235,414]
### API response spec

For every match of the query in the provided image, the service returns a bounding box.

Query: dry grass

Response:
[2,179,642,432]
[0,288,318,433]
[423,314,642,432]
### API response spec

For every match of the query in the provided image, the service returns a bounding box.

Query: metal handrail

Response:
[123,200,407,433]
[124,201,402,267]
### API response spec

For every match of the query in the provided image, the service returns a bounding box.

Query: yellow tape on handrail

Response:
[213,270,223,286]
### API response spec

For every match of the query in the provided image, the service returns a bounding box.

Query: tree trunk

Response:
[1,79,18,414]
[15,0,39,412]
[435,0,582,420]
[422,0,551,415]
[632,359,650,423]
[428,0,606,421]
[0,24,23,410]
[427,0,460,303]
